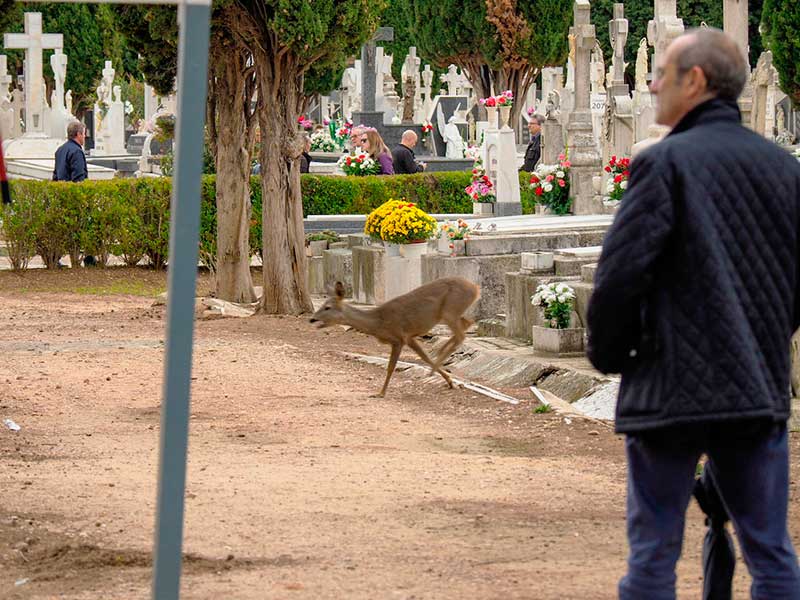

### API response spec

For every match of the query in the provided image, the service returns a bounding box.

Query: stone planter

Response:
[306,239,328,257]
[499,105,512,129]
[531,325,585,357]
[473,202,494,216]
[399,241,429,260]
[383,241,401,257]
[486,105,498,130]
[534,204,552,216]
[437,236,467,256]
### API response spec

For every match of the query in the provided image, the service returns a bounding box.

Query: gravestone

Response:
[724,0,752,127]
[3,12,63,137]
[48,49,71,139]
[352,26,393,126]
[751,51,778,139]
[647,0,684,73]
[605,4,633,161]
[0,55,14,140]
[566,0,603,215]
[105,85,127,155]
[429,95,468,156]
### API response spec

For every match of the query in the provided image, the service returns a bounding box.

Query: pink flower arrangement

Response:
[465,157,495,202]
[479,90,514,109]
[297,115,314,130]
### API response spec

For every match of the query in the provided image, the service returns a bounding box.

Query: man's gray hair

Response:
[675,28,748,101]
[530,114,545,126]
[66,120,85,139]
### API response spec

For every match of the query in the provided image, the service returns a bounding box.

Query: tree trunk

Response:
[212,45,257,303]
[256,60,313,315]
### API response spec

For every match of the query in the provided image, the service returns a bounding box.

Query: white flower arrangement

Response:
[337,152,381,176]
[311,130,337,153]
[464,145,482,161]
[531,282,576,329]
[124,100,134,116]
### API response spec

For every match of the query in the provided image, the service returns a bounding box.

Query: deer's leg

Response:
[374,342,403,398]
[432,317,471,370]
[407,337,453,389]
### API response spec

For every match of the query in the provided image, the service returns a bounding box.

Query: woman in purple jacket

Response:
[361,128,394,175]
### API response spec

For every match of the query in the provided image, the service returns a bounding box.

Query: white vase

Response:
[383,241,401,257]
[399,241,428,260]
[499,106,512,130]
[486,106,498,130]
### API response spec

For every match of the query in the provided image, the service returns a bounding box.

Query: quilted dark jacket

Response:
[587,98,800,433]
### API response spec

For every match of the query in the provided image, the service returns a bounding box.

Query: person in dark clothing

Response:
[587,28,800,599]
[391,130,426,175]
[520,114,543,172]
[299,133,312,174]
[53,121,88,183]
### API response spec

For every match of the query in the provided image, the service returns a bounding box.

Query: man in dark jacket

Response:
[391,130,425,175]
[53,120,88,183]
[587,28,800,599]
[520,114,542,172]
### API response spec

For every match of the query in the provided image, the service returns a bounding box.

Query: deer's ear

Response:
[334,281,345,298]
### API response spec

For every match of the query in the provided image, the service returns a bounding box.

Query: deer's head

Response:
[310,281,346,328]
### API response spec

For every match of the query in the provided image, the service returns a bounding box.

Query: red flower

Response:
[356,157,363,163]
[345,157,352,165]
[530,176,540,184]
[623,170,630,177]
[558,179,566,187]
[534,187,543,196]
[605,166,612,173]
[497,95,507,105]
[614,174,623,184]
[485,97,497,107]
[611,155,617,164]
[482,175,490,183]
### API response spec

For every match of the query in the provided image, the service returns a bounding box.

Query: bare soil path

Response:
[1,268,798,599]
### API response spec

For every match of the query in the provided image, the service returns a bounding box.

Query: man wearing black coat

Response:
[53,121,88,183]
[520,114,543,172]
[587,29,800,599]
[391,130,425,175]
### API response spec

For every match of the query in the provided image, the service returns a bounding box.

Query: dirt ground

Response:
[1,267,798,600]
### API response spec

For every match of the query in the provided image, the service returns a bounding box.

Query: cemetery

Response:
[1,0,800,597]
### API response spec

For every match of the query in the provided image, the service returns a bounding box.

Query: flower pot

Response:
[399,240,429,260]
[486,106,498,130]
[473,202,494,216]
[531,325,585,357]
[383,241,401,257]
[499,105,512,130]
[306,239,328,257]
[534,204,552,216]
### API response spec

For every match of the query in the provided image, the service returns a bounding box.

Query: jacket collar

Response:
[669,97,742,136]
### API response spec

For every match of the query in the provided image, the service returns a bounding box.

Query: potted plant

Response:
[364,199,406,255]
[466,157,495,215]
[529,154,571,215]
[530,282,584,356]
[438,219,471,256]
[305,230,340,257]
[379,201,438,259]
[310,130,338,153]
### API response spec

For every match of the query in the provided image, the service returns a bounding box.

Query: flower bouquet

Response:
[337,152,381,176]
[465,158,495,203]
[439,219,471,256]
[496,90,514,108]
[531,282,576,329]
[364,199,407,241]
[297,115,314,130]
[379,202,438,244]
[604,155,630,201]
[421,120,433,144]
[529,154,571,215]
[310,130,337,153]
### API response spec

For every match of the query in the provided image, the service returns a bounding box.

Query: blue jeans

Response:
[619,420,800,600]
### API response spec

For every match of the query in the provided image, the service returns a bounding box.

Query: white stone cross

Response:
[647,0,684,73]
[3,12,63,135]
[723,0,749,64]
[442,65,460,96]
[609,3,628,91]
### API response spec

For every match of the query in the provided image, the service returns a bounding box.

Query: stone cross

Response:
[442,65,460,96]
[102,61,115,97]
[50,49,67,111]
[567,0,603,215]
[647,0,684,73]
[723,0,749,64]
[608,3,629,95]
[0,55,12,97]
[3,13,63,135]
[359,26,393,113]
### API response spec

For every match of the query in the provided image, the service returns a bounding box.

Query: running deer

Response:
[310,277,480,397]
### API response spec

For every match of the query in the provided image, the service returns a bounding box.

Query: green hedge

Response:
[0,172,537,271]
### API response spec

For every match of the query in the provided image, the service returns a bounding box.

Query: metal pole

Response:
[151,1,211,598]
